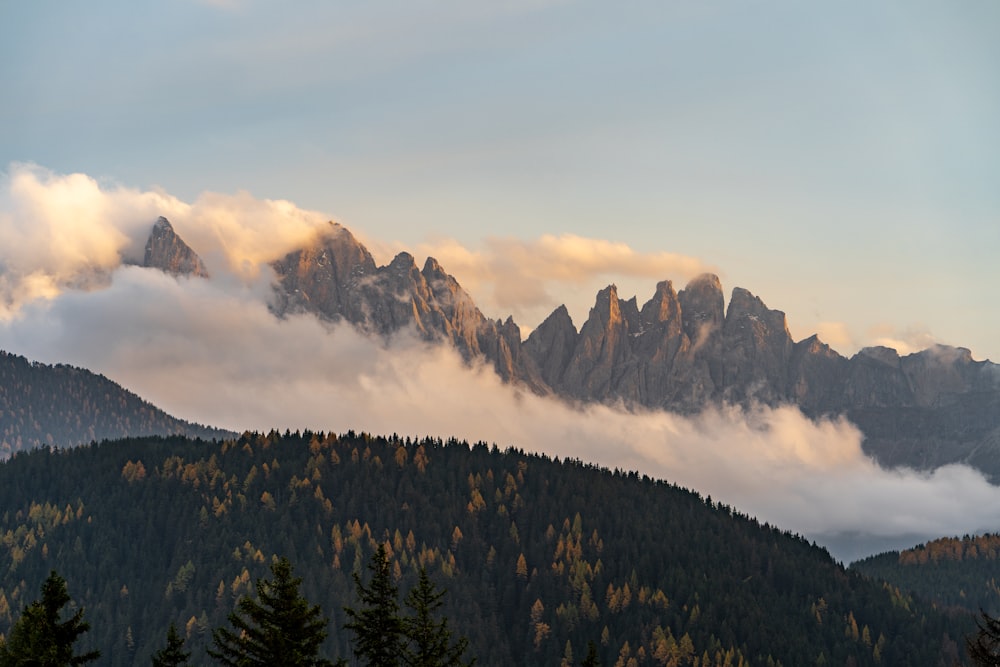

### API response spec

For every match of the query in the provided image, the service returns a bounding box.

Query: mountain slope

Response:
[0,432,973,666]
[0,351,232,456]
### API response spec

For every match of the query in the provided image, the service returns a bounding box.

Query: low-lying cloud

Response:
[1,163,995,563]
[3,265,999,563]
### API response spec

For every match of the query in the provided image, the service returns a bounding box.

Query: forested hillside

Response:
[0,351,232,456]
[852,534,1000,616]
[0,433,973,666]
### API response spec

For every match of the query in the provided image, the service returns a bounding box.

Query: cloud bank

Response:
[1,164,996,563]
[0,163,332,314]
[3,265,999,563]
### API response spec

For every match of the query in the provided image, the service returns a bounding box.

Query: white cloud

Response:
[2,164,996,563]
[0,163,334,314]
[2,265,998,564]
[868,323,938,356]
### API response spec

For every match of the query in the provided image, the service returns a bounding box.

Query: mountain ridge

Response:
[0,350,233,456]
[257,219,1000,479]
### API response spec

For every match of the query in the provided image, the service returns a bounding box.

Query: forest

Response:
[852,534,1000,616]
[0,431,976,666]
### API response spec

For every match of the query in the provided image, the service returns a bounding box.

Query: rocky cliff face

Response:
[142,217,209,278]
[269,223,545,390]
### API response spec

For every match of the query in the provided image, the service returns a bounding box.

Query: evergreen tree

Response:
[209,556,333,667]
[344,544,405,667]
[580,641,600,667]
[0,571,100,667]
[402,568,473,667]
[968,610,1000,666]
[151,624,190,667]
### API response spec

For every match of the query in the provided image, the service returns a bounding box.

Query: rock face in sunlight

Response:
[269,222,546,390]
[142,217,209,278]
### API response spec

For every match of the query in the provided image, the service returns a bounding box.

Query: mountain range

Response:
[257,220,1000,481]
[10,215,983,480]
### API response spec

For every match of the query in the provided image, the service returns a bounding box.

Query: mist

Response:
[1,163,998,563]
[2,265,998,563]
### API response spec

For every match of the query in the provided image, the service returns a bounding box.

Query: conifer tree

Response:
[402,568,473,667]
[151,623,191,667]
[344,544,405,667]
[968,610,1000,666]
[0,570,100,667]
[209,556,333,667]
[580,641,601,667]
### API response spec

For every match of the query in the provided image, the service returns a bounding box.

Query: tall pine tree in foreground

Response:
[0,570,100,667]
[345,544,406,667]
[969,610,1000,666]
[209,556,333,667]
[402,568,473,667]
[151,623,191,667]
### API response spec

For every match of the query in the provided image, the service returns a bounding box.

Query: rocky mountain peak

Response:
[855,346,901,367]
[142,217,209,278]
[677,273,725,345]
[640,280,681,328]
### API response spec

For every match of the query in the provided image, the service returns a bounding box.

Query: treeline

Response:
[0,431,975,665]
[2,551,473,667]
[852,535,1000,615]
[0,350,231,457]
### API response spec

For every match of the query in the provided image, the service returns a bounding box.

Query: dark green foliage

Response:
[968,610,1000,666]
[0,350,231,457]
[344,544,405,667]
[401,569,472,667]
[208,556,332,667]
[0,432,977,665]
[151,624,190,667]
[0,570,100,667]
[580,641,600,667]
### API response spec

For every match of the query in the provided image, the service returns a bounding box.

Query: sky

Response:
[2,1,1000,561]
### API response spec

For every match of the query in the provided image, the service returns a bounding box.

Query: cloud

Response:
[403,233,716,330]
[3,266,998,564]
[2,164,996,563]
[867,323,938,356]
[811,321,856,351]
[0,164,187,314]
[0,163,334,313]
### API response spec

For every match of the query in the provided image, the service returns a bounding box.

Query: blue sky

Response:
[3,0,999,359]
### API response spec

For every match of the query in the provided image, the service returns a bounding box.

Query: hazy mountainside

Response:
[0,351,232,456]
[266,221,1000,479]
[0,432,973,666]
[852,534,1000,617]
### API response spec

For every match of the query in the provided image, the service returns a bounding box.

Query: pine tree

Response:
[580,640,601,667]
[344,544,405,667]
[151,623,191,667]
[402,568,473,667]
[0,570,100,667]
[209,556,333,667]
[968,609,1000,666]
